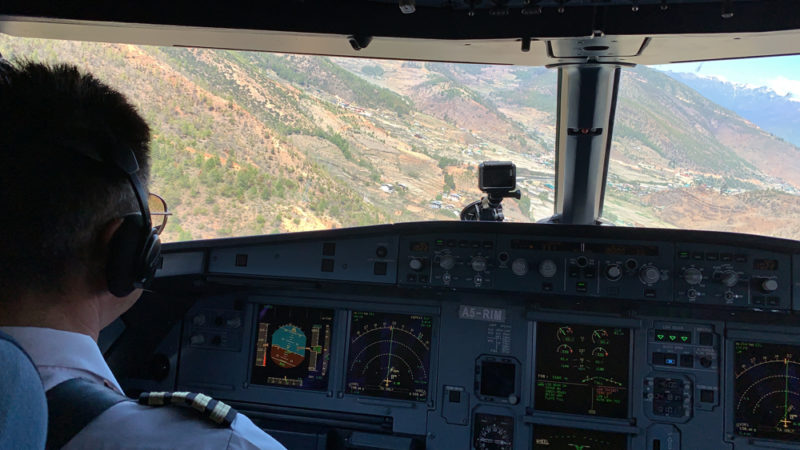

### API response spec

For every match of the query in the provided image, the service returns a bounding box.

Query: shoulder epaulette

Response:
[138,391,238,427]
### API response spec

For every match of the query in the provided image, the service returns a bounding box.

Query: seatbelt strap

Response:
[45,378,129,450]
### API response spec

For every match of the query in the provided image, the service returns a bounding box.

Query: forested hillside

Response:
[2,35,798,241]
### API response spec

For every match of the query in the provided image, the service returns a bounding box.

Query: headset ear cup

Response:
[138,233,161,286]
[106,214,145,297]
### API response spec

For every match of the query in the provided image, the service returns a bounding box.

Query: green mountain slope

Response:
[1,35,798,241]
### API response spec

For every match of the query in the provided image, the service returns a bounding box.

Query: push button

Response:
[699,332,714,346]
[449,390,461,403]
[680,354,694,368]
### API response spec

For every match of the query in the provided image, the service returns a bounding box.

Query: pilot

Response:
[0,59,285,449]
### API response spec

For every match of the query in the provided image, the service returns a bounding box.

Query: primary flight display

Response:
[251,305,334,390]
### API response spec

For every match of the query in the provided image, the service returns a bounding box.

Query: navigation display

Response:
[535,323,630,418]
[735,341,800,442]
[346,311,432,401]
[534,425,628,449]
[251,305,334,390]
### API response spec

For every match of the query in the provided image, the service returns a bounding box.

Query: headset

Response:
[0,54,161,297]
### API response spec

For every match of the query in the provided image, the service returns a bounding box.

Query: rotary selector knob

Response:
[761,279,779,292]
[511,258,529,276]
[683,267,703,285]
[720,270,739,288]
[409,258,423,271]
[639,265,661,285]
[471,256,487,273]
[606,264,622,282]
[539,259,557,278]
[439,254,455,271]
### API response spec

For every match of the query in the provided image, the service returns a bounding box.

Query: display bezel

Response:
[343,309,438,404]
[529,314,637,421]
[726,329,800,445]
[533,424,629,449]
[248,303,336,391]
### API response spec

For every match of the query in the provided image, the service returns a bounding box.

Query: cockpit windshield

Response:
[2,35,798,241]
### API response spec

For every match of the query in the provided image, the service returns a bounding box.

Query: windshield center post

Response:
[545,63,623,225]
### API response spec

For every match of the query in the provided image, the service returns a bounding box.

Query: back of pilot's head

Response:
[0,59,151,300]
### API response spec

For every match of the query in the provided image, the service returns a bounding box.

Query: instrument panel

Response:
[115,222,800,449]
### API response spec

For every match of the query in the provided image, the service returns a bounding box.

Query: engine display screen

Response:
[735,341,800,442]
[346,311,432,401]
[535,323,630,418]
[534,425,628,449]
[251,305,334,390]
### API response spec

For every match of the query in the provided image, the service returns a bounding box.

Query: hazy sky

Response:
[652,55,800,98]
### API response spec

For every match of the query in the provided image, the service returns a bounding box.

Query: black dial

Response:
[735,341,800,442]
[473,414,514,450]
[346,311,432,401]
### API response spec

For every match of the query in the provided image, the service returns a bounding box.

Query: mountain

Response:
[1,35,798,241]
[662,71,800,148]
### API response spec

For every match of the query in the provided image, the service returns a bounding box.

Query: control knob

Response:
[539,259,557,278]
[511,258,529,276]
[605,264,622,282]
[720,270,739,288]
[639,265,661,285]
[471,256,487,273]
[439,254,455,271]
[761,279,779,293]
[683,267,703,285]
[409,258,423,271]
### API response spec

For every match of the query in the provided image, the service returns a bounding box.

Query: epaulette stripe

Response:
[209,401,232,424]
[171,392,189,404]
[223,407,237,425]
[192,393,212,412]
[136,390,238,427]
[140,392,167,406]
[205,399,220,417]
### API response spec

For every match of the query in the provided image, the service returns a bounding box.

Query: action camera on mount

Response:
[461,161,522,222]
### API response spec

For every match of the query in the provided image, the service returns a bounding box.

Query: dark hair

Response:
[0,60,151,299]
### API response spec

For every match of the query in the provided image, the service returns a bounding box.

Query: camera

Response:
[479,161,516,194]
[461,161,522,222]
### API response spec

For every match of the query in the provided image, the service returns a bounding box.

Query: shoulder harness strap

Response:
[46,378,129,450]
[138,391,238,427]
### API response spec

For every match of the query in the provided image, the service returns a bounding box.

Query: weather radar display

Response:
[735,341,800,442]
[251,305,334,390]
[535,323,630,418]
[346,311,432,401]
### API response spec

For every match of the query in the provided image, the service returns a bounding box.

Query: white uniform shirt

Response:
[1,327,286,450]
